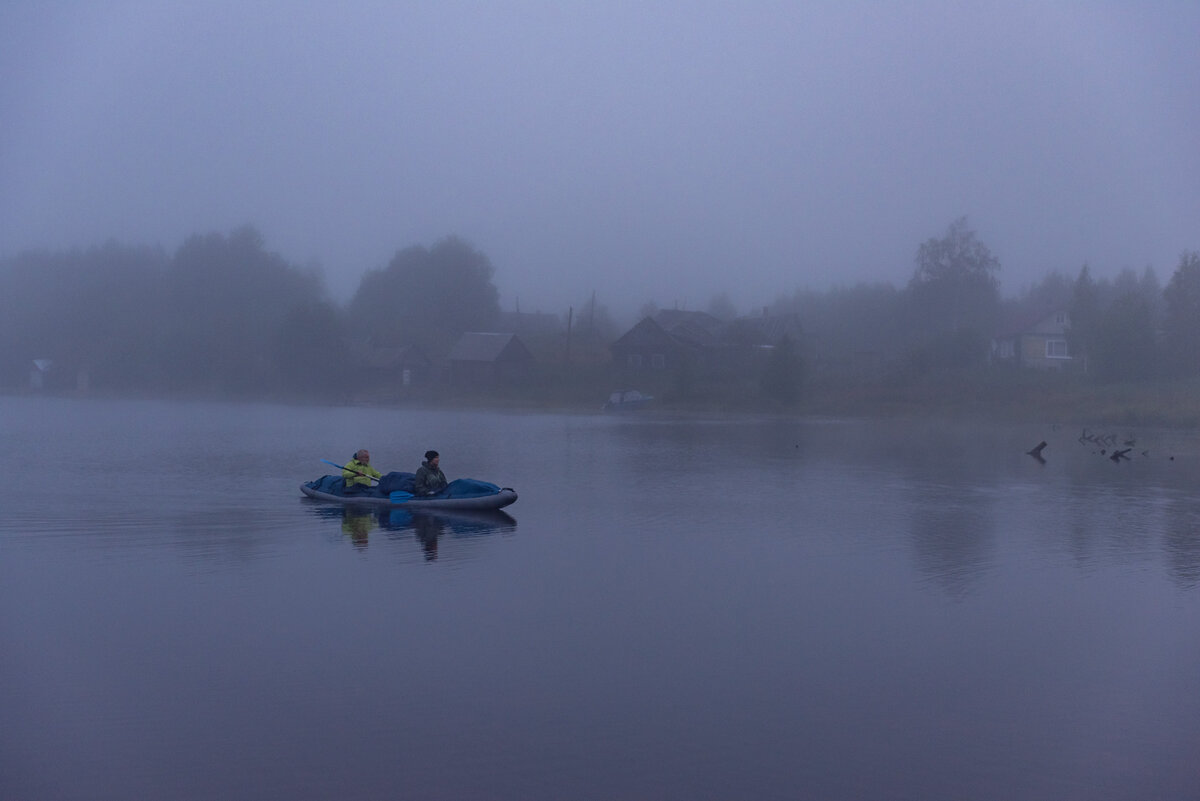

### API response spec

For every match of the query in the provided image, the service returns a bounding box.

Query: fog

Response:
[1,2,1197,317]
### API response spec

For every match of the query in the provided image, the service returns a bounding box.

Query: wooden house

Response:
[611,309,806,377]
[652,309,725,344]
[991,309,1074,371]
[609,316,705,371]
[447,332,535,384]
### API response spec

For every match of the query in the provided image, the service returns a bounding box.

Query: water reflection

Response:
[305,503,517,560]
[907,487,998,598]
[1164,496,1200,589]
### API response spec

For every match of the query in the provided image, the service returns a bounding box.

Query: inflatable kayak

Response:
[301,472,517,511]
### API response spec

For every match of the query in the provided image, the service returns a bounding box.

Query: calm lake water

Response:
[2,396,1198,800]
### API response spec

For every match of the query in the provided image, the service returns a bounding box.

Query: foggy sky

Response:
[2,1,1197,317]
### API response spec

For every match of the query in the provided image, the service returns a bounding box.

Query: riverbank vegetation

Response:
[3,221,1198,428]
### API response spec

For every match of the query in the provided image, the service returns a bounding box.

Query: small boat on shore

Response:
[301,472,517,511]
[604,389,653,411]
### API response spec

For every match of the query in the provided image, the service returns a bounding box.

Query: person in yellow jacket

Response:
[342,449,382,494]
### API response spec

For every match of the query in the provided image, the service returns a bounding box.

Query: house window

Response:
[1046,339,1069,359]
[627,354,643,368]
[651,353,666,369]
[995,340,1014,359]
[1055,311,1067,326]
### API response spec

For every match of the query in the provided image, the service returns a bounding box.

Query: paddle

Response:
[320,459,413,502]
[321,458,380,485]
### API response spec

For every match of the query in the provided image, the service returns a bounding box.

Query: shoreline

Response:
[7,377,1199,429]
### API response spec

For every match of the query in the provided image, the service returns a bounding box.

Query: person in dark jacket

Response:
[414,450,448,496]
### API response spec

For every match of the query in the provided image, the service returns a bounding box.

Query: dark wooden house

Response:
[447,332,535,384]
[609,316,705,371]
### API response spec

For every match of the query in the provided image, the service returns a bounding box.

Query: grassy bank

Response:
[366,370,1200,429]
[436,370,1200,428]
[8,371,1199,429]
[792,374,1200,428]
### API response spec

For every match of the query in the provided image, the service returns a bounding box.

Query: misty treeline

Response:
[761,218,1200,386]
[2,218,1198,404]
[0,226,501,398]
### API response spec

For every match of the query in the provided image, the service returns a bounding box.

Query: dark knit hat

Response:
[424,450,439,460]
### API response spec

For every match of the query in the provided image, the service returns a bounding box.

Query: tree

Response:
[825,283,905,363]
[1016,270,1073,311]
[162,225,325,392]
[1110,266,1163,328]
[0,228,330,396]
[1068,264,1099,373]
[905,217,1000,369]
[69,242,168,389]
[1093,291,1157,382]
[908,217,1001,334]
[349,236,499,356]
[0,243,168,390]
[272,300,350,397]
[1138,266,1163,323]
[572,291,618,342]
[907,217,1003,321]
[760,333,804,405]
[1163,251,1200,376]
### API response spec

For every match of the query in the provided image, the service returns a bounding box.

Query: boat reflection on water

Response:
[306,503,517,560]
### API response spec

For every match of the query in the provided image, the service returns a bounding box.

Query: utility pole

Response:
[565,306,573,365]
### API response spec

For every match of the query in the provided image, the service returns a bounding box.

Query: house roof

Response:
[612,311,807,355]
[654,309,724,335]
[448,332,533,363]
[664,319,720,348]
[611,316,699,354]
[994,309,1069,339]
